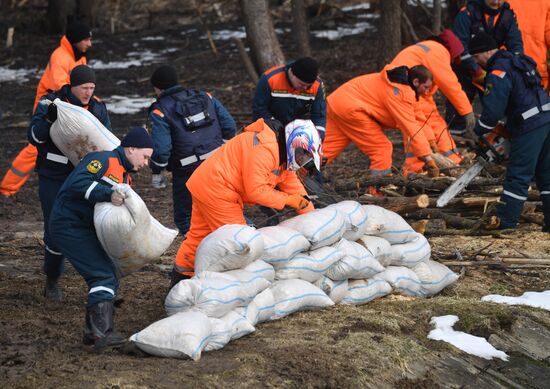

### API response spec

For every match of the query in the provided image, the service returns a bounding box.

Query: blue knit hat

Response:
[120,127,154,148]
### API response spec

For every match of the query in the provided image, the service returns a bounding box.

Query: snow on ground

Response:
[427,315,509,361]
[312,21,376,40]
[89,50,163,70]
[103,95,156,114]
[342,3,371,11]
[142,36,165,41]
[0,66,40,83]
[481,290,550,311]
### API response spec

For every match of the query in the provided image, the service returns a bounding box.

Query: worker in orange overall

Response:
[170,118,321,288]
[323,65,439,182]
[0,21,92,197]
[507,0,550,89]
[389,29,475,174]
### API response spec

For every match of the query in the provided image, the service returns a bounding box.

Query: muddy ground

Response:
[1,9,550,389]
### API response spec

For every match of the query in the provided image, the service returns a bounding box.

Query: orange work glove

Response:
[429,140,438,153]
[424,159,440,178]
[472,68,487,91]
[285,194,310,210]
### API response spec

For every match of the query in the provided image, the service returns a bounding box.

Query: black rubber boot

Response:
[44,277,62,301]
[83,301,126,352]
[169,268,190,291]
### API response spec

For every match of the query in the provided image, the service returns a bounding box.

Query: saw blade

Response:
[436,162,484,207]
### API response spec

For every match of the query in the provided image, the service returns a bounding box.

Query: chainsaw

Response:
[436,123,511,207]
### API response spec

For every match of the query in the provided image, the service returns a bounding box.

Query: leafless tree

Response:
[291,0,311,57]
[378,0,402,67]
[433,0,442,33]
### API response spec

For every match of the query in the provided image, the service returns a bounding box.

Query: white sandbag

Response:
[279,208,346,249]
[314,276,348,304]
[204,317,232,352]
[362,205,417,244]
[388,233,431,267]
[374,266,423,297]
[274,246,345,283]
[243,260,275,282]
[165,273,268,318]
[129,311,211,360]
[194,224,264,274]
[220,310,256,340]
[326,200,369,241]
[356,235,392,266]
[243,288,276,324]
[269,279,334,320]
[326,239,384,280]
[94,183,178,275]
[341,279,393,305]
[49,98,120,165]
[258,226,310,265]
[413,260,459,297]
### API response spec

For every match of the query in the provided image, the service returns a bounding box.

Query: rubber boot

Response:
[83,301,126,352]
[44,276,62,301]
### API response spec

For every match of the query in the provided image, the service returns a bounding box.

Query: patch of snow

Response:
[342,3,371,11]
[89,50,162,69]
[427,315,508,361]
[142,36,165,41]
[312,21,375,40]
[104,95,155,115]
[0,66,40,83]
[210,28,246,40]
[481,290,550,311]
[161,47,178,54]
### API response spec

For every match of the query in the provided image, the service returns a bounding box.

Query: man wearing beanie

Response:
[388,30,473,176]
[467,32,550,232]
[446,0,523,136]
[147,65,236,236]
[0,21,92,198]
[27,64,111,301]
[48,127,153,352]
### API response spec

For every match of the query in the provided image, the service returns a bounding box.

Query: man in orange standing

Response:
[507,0,550,89]
[389,29,476,174]
[0,21,92,197]
[323,65,440,180]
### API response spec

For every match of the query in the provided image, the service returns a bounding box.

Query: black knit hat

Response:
[70,65,96,86]
[151,65,179,90]
[469,32,498,55]
[66,21,92,44]
[290,57,319,84]
[121,127,154,149]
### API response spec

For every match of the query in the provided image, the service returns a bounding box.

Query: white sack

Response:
[314,276,348,304]
[194,224,264,274]
[244,288,276,324]
[274,246,345,283]
[269,279,334,320]
[374,266,422,297]
[244,260,275,282]
[362,205,417,244]
[258,226,310,265]
[326,200,369,241]
[204,317,232,352]
[279,208,346,249]
[94,184,178,275]
[388,233,431,267]
[220,310,256,340]
[356,235,392,266]
[341,279,393,305]
[50,98,120,165]
[413,260,459,297]
[326,239,384,280]
[129,311,211,360]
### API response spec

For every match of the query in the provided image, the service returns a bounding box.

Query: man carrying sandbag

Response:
[169,118,322,289]
[27,64,111,301]
[49,127,153,352]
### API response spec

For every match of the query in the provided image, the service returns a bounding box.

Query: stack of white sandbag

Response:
[131,202,458,360]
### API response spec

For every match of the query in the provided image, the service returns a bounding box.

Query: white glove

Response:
[151,173,167,189]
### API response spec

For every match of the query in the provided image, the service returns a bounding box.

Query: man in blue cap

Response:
[49,127,153,352]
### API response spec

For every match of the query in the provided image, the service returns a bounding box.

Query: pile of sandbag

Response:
[130,201,458,360]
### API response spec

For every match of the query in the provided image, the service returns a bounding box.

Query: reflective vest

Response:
[466,0,515,47]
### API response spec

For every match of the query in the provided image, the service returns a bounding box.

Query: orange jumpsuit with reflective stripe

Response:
[0,36,86,197]
[389,40,472,172]
[508,0,550,89]
[323,66,432,176]
[175,118,312,276]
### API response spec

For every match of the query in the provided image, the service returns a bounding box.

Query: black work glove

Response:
[264,118,284,134]
[46,103,58,123]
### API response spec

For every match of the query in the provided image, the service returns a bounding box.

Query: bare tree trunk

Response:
[47,0,76,33]
[291,0,311,57]
[241,0,286,73]
[378,0,402,67]
[432,0,442,33]
[76,0,95,27]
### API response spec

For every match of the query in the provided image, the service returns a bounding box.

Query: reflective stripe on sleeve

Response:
[84,181,99,200]
[89,286,115,296]
[46,153,69,164]
[270,92,315,101]
[30,126,46,144]
[478,120,495,130]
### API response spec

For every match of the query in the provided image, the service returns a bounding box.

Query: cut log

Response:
[412,219,446,235]
[359,194,429,213]
[405,208,478,229]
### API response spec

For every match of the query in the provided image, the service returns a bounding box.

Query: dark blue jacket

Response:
[475,50,550,137]
[149,86,236,176]
[453,0,523,76]
[28,85,112,181]
[51,147,131,226]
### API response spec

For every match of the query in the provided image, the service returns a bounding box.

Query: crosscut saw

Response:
[436,124,510,208]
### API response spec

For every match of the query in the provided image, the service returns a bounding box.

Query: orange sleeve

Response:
[48,50,72,90]
[545,5,550,47]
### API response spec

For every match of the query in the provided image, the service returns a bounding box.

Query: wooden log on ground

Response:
[359,194,429,213]
[405,208,478,229]
[411,218,447,235]
[442,258,550,267]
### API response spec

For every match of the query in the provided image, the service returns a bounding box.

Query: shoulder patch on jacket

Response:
[393,87,400,96]
[87,160,102,173]
[152,108,164,117]
[491,69,506,78]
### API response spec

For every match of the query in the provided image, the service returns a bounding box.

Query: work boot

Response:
[169,268,190,292]
[44,277,62,301]
[83,301,126,352]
